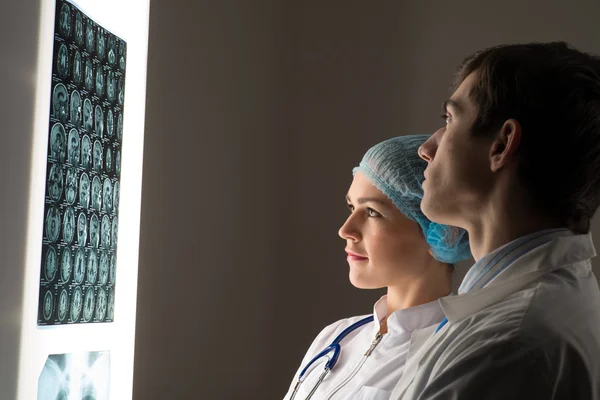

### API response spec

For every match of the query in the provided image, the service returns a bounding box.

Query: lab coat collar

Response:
[440,232,596,323]
[458,228,572,294]
[373,295,446,335]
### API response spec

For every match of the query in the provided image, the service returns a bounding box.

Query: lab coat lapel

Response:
[390,324,444,399]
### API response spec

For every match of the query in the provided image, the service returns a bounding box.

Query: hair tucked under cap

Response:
[353,134,471,264]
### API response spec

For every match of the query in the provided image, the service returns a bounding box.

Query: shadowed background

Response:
[133,1,600,398]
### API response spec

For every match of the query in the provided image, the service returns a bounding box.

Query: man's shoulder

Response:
[456,266,600,338]
[451,286,536,338]
[434,286,557,365]
[439,275,600,365]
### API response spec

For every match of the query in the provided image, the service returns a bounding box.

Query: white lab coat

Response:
[390,232,600,400]
[284,296,445,400]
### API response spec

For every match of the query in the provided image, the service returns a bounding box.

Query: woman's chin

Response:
[349,271,383,289]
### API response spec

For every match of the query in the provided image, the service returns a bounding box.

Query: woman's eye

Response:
[367,208,381,217]
[347,204,354,212]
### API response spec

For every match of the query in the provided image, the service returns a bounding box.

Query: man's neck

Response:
[467,192,566,261]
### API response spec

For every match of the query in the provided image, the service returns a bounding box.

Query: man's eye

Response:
[441,114,452,124]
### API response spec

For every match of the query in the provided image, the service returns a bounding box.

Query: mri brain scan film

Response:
[38,0,126,325]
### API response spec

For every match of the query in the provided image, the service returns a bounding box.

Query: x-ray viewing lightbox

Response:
[0,0,150,398]
[40,0,126,327]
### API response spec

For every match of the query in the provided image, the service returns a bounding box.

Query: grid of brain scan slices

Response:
[38,0,126,325]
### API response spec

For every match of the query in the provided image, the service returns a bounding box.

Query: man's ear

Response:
[490,119,522,172]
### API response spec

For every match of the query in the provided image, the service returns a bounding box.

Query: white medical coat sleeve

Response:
[414,336,594,400]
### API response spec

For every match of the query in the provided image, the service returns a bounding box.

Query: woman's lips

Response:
[346,250,368,261]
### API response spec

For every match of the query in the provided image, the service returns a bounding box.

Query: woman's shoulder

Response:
[310,313,372,347]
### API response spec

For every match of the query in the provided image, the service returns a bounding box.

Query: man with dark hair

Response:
[391,42,600,399]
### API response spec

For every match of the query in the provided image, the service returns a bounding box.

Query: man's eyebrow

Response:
[345,195,388,206]
[443,99,463,114]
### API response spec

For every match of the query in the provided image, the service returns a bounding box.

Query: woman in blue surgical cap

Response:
[284,135,471,400]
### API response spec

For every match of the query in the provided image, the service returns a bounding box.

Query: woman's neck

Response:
[385,262,452,316]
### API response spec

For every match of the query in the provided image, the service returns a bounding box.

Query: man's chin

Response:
[420,194,435,219]
[421,195,450,225]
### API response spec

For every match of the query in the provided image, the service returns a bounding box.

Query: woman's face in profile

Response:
[338,172,429,289]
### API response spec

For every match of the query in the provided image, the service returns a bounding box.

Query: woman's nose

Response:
[338,214,360,242]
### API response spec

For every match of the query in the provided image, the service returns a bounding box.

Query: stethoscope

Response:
[289,315,374,400]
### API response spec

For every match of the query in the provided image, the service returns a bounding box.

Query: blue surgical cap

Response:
[352,134,471,264]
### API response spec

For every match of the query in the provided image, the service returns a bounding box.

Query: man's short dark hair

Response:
[454,42,600,233]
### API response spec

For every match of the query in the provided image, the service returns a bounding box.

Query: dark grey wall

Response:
[133,1,280,397]
[134,1,600,398]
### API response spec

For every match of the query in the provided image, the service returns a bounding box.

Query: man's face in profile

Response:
[419,73,494,229]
